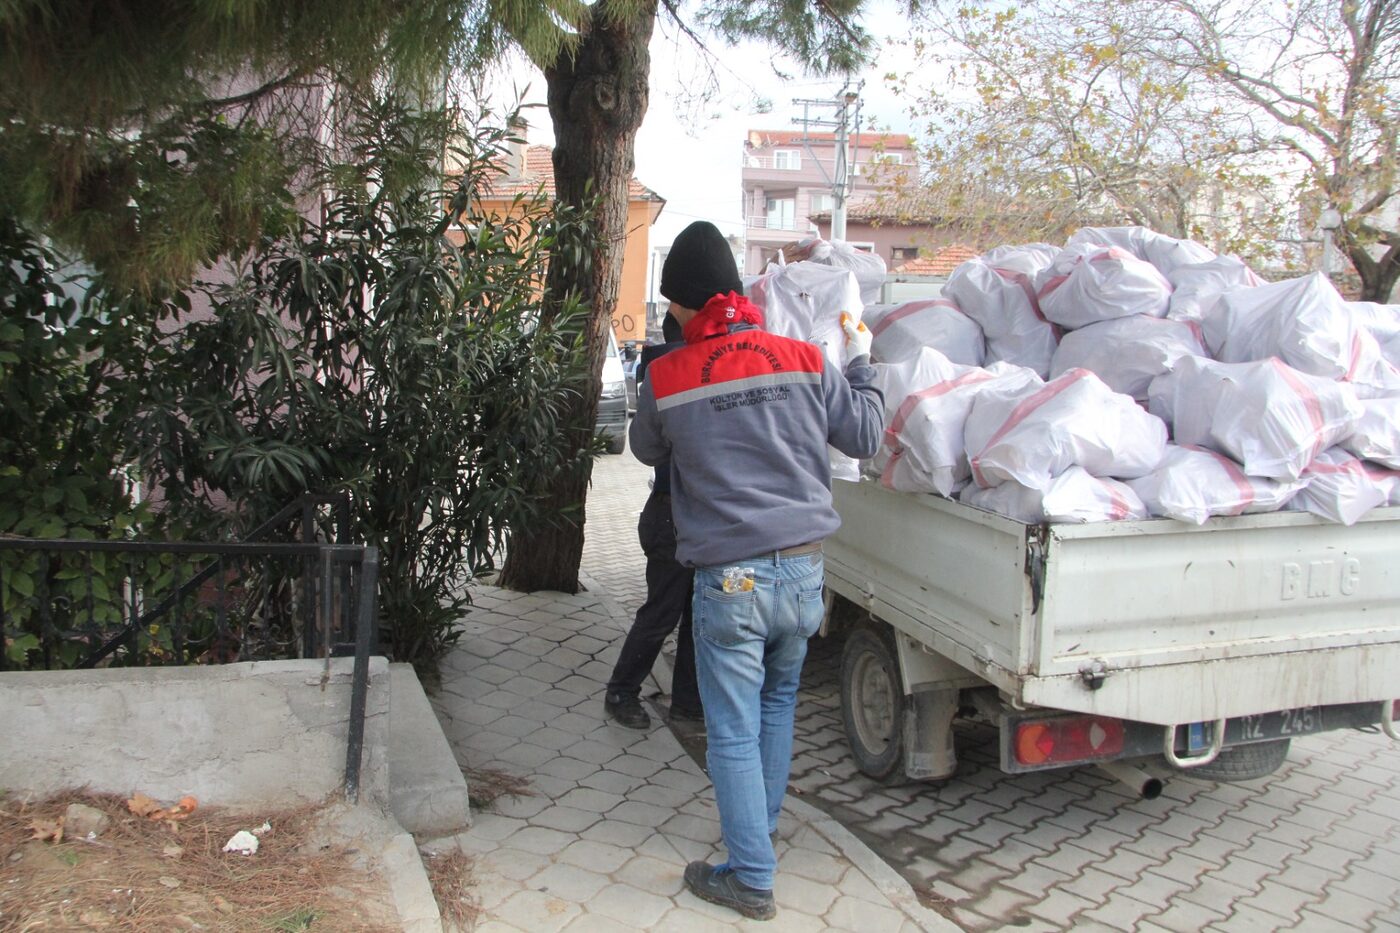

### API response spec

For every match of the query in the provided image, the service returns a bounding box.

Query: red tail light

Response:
[1014,715,1125,766]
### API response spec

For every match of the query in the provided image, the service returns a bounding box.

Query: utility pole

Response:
[791,80,863,242]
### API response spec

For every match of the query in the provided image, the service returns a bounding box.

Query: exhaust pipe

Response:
[1098,760,1164,800]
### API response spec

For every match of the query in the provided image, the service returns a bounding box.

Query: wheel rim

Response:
[850,648,897,756]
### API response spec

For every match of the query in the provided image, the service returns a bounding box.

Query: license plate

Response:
[1187,721,1210,752]
[1226,706,1323,744]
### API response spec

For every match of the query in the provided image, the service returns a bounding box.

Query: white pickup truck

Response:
[824,479,1400,793]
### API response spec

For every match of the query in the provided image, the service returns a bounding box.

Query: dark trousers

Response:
[606,489,702,713]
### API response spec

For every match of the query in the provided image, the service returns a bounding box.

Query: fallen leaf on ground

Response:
[127,793,162,818]
[162,844,184,859]
[28,817,64,843]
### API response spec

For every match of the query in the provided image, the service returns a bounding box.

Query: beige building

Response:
[741,129,917,274]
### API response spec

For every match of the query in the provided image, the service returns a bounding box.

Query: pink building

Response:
[741,129,918,274]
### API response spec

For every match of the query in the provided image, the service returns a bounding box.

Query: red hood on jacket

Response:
[682,292,764,343]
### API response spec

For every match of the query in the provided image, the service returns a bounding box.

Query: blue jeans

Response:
[691,550,825,891]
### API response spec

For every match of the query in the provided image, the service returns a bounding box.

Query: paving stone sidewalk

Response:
[426,584,952,931]
[580,446,1400,932]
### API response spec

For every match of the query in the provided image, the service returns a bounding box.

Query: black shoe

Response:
[604,694,650,730]
[683,861,775,921]
[668,704,704,724]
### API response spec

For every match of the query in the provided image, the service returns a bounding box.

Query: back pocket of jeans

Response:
[696,585,758,647]
[796,587,824,639]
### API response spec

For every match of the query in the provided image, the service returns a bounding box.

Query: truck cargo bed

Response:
[826,480,1400,725]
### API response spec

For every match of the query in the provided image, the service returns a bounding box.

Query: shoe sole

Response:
[685,875,775,921]
[603,706,651,730]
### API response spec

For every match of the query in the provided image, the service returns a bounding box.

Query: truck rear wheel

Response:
[841,622,906,783]
[1177,739,1290,782]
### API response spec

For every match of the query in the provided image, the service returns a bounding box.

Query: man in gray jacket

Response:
[630,221,882,921]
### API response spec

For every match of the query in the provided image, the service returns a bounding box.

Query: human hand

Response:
[840,312,872,358]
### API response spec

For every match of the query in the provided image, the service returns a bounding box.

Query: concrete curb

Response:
[381,831,443,933]
[787,795,960,932]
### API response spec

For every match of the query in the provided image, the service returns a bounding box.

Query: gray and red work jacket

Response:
[629,292,884,568]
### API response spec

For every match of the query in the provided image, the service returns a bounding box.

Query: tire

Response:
[840,622,906,783]
[605,433,625,455]
[1176,739,1290,782]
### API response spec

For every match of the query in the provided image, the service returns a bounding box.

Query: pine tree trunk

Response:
[499,1,657,593]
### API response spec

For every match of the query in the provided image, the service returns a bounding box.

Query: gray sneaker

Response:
[683,861,776,921]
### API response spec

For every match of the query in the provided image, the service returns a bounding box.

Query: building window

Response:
[773,150,802,170]
[877,152,904,165]
[766,197,795,230]
[891,246,920,262]
[810,193,834,214]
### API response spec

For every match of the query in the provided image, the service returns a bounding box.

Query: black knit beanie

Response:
[660,221,743,311]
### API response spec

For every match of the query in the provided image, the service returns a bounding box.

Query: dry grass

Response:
[0,790,397,931]
[422,847,479,931]
[462,767,533,811]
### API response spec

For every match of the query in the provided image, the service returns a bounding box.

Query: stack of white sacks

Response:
[741,230,1400,526]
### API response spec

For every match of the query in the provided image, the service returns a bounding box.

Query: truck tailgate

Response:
[827,480,1400,725]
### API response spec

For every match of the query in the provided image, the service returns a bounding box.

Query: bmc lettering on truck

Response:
[1280,558,1361,600]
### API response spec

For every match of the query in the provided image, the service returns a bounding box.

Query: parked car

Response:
[596,330,628,454]
[621,343,641,413]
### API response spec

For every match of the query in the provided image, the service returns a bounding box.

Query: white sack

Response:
[1127,444,1306,525]
[1065,225,1215,276]
[980,243,1060,275]
[864,298,986,366]
[742,261,865,480]
[944,255,1058,377]
[1167,256,1263,323]
[1350,301,1400,370]
[787,236,889,306]
[965,368,1168,489]
[1287,448,1392,525]
[1147,355,1362,481]
[1050,315,1206,401]
[1036,244,1173,329]
[1201,272,1400,398]
[961,467,1147,524]
[870,353,1040,496]
[1339,396,1400,468]
[1349,301,1400,343]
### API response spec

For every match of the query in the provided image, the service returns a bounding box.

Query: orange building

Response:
[476,144,666,345]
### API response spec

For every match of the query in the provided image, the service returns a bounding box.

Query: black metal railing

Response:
[0,494,379,800]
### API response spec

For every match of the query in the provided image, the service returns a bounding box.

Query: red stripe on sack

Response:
[1270,359,1328,462]
[970,370,1090,487]
[1183,444,1256,515]
[646,334,823,399]
[879,448,903,489]
[1345,331,1364,382]
[1363,463,1400,482]
[870,300,961,339]
[887,370,996,436]
[1183,319,1206,350]
[1104,481,1132,520]
[995,267,1062,337]
[1306,458,1366,476]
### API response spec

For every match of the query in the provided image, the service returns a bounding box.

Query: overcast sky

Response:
[479,4,927,250]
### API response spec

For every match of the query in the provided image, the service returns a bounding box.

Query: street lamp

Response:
[1319,207,1342,280]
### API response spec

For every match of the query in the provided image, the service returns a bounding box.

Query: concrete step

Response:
[389,663,472,837]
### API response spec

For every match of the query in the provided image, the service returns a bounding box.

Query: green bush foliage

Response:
[124,96,598,663]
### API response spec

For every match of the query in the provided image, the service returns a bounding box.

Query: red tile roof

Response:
[484,145,666,204]
[746,129,915,150]
[894,245,979,277]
